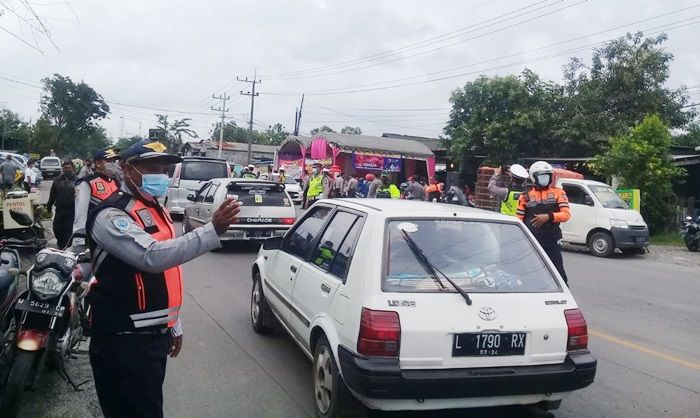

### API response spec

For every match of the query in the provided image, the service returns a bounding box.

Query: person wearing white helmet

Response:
[516,161,571,283]
[488,163,529,216]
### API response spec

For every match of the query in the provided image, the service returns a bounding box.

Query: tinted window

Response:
[384,219,560,294]
[562,184,589,205]
[227,182,290,207]
[181,161,227,181]
[195,183,211,203]
[311,212,360,279]
[42,159,60,167]
[283,206,332,259]
[204,183,219,203]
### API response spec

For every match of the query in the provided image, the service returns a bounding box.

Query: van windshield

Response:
[42,159,60,167]
[227,183,291,207]
[384,219,561,293]
[590,185,628,209]
[181,161,227,181]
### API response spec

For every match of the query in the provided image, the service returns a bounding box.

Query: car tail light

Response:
[357,308,401,357]
[565,308,588,351]
[280,218,295,225]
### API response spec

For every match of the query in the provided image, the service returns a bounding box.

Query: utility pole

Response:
[238,69,260,165]
[119,116,124,139]
[138,122,142,138]
[211,93,230,159]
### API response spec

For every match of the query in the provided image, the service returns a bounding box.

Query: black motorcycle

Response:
[0,213,92,416]
[0,190,47,251]
[0,241,21,359]
[681,215,700,252]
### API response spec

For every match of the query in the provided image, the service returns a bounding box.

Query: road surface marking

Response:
[589,329,700,370]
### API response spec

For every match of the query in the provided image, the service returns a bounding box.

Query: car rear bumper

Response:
[610,226,649,249]
[220,226,290,241]
[338,345,596,400]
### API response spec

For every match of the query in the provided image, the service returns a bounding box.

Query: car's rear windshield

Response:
[181,161,227,181]
[273,176,298,185]
[227,183,291,207]
[42,159,60,167]
[384,219,560,293]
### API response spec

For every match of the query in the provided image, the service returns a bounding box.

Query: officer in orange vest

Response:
[85,140,240,418]
[72,147,122,244]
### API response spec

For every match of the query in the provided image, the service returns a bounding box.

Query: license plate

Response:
[15,297,66,317]
[452,332,526,357]
[246,230,272,239]
[635,236,646,244]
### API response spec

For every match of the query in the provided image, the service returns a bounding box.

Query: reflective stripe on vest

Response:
[500,190,521,216]
[88,177,118,208]
[307,175,323,198]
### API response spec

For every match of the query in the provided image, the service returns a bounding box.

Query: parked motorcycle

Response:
[680,215,700,252]
[0,212,92,416]
[0,190,47,251]
[0,241,21,358]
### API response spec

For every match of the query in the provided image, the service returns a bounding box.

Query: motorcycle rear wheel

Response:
[684,234,699,252]
[0,349,37,417]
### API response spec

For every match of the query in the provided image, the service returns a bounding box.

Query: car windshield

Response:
[42,159,59,167]
[273,176,298,185]
[384,219,560,293]
[181,161,227,181]
[590,185,628,209]
[227,182,291,207]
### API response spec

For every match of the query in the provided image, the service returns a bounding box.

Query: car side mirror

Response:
[186,194,196,202]
[584,195,594,206]
[262,236,283,251]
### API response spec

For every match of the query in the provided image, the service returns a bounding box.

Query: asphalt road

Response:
[15,182,700,417]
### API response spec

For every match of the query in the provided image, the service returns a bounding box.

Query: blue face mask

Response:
[140,174,170,198]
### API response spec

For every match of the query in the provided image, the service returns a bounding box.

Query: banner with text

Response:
[353,153,384,171]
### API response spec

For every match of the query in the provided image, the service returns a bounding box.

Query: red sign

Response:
[353,153,384,170]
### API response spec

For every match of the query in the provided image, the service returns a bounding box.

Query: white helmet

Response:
[509,164,529,180]
[529,161,554,186]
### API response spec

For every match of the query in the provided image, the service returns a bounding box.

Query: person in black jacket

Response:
[46,161,77,249]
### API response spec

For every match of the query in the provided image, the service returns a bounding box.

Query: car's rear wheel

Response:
[589,232,614,257]
[312,336,366,418]
[251,273,271,334]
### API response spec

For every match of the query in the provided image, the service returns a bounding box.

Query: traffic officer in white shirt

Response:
[86,140,240,418]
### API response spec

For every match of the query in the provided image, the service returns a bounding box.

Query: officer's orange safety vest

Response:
[87,175,119,209]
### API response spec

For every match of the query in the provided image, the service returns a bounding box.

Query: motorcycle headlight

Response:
[609,219,629,229]
[31,270,64,300]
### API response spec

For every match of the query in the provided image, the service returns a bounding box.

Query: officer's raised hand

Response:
[212,197,241,235]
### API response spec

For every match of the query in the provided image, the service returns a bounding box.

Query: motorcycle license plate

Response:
[15,297,66,317]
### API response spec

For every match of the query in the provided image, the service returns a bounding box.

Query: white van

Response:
[556,178,649,257]
[39,156,62,179]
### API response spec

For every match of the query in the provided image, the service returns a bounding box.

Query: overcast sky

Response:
[1,0,699,143]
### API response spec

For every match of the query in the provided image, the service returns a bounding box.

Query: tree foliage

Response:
[309,125,335,136]
[39,74,110,155]
[592,115,684,232]
[114,136,143,152]
[154,114,197,151]
[0,109,32,151]
[672,121,700,147]
[211,121,288,145]
[340,126,362,135]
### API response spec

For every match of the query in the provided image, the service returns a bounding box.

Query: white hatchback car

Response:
[183,178,296,243]
[251,199,596,417]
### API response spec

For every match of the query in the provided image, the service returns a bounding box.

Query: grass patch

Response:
[650,231,683,246]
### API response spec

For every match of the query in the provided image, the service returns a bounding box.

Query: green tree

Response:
[39,74,110,154]
[154,114,197,151]
[340,126,362,135]
[309,125,335,136]
[261,123,289,145]
[445,70,563,165]
[672,121,700,147]
[0,109,31,151]
[114,135,143,151]
[560,33,695,155]
[592,115,684,232]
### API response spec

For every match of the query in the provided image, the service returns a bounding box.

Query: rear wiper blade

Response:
[400,230,472,306]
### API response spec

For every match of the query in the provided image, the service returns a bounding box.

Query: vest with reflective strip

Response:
[522,187,563,240]
[500,190,521,216]
[86,192,182,334]
[307,175,323,198]
[87,175,119,210]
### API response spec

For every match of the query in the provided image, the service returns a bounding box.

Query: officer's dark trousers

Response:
[539,239,568,284]
[53,208,74,249]
[90,333,169,418]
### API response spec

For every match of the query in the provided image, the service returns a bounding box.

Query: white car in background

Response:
[271,174,303,205]
[251,199,596,417]
[183,178,296,244]
[165,156,230,216]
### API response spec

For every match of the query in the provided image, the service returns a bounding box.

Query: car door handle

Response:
[290,266,297,273]
[321,283,331,293]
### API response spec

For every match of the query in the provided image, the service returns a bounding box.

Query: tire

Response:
[251,273,272,334]
[312,336,366,418]
[589,232,614,257]
[0,349,37,417]
[684,234,699,252]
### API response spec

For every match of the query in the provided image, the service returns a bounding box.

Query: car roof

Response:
[557,178,609,187]
[181,156,227,163]
[41,156,60,160]
[325,199,520,222]
[211,178,279,185]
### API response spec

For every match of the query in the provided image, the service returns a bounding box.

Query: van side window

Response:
[311,212,361,280]
[283,206,332,259]
[562,184,590,205]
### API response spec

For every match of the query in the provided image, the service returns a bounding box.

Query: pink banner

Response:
[279,159,303,178]
[353,153,384,170]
